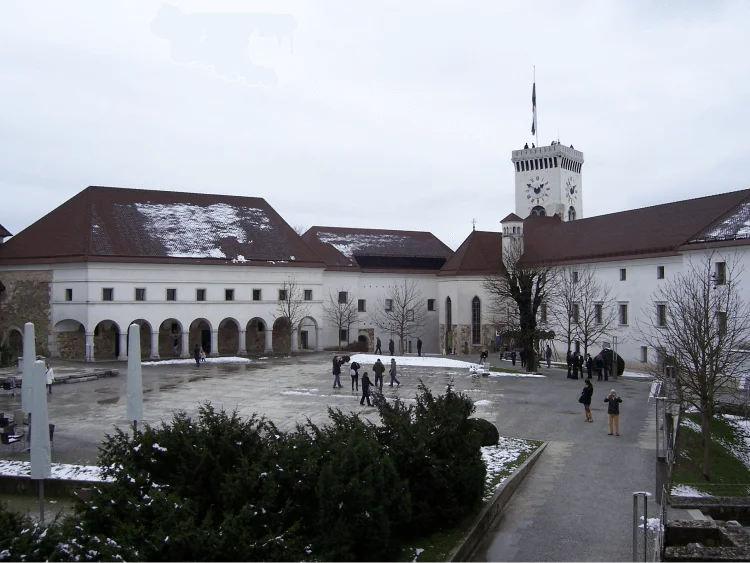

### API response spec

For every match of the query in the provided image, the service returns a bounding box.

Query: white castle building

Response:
[1,141,749,368]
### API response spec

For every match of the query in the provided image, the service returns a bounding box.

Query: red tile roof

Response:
[439,230,504,276]
[0,186,326,267]
[501,213,523,223]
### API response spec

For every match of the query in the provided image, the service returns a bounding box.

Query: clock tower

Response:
[511,143,584,221]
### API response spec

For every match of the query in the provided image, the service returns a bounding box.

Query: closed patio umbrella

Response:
[127,324,143,431]
[30,359,51,522]
[21,322,36,415]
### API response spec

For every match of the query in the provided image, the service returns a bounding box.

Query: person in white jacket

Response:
[45,363,55,394]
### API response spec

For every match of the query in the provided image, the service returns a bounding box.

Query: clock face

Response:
[566,176,578,204]
[525,176,550,205]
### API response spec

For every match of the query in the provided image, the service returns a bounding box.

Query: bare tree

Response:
[574,266,619,357]
[549,267,579,354]
[322,288,360,349]
[292,224,306,236]
[372,280,428,355]
[483,237,556,372]
[274,276,311,354]
[638,253,750,480]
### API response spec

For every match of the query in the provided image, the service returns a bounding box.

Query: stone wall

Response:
[246,325,265,353]
[440,323,496,355]
[272,318,291,354]
[57,327,85,360]
[0,269,52,356]
[218,324,239,355]
[93,322,118,360]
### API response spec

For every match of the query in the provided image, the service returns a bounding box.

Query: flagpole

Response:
[534,66,538,147]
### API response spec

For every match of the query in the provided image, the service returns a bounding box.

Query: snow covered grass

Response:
[349,354,475,369]
[142,356,253,366]
[621,370,654,380]
[0,460,111,482]
[481,437,542,501]
[670,484,713,497]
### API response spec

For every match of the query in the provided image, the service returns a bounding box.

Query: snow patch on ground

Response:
[349,354,475,369]
[0,460,111,482]
[681,418,702,434]
[671,484,713,497]
[487,371,546,378]
[474,400,492,406]
[481,438,538,501]
[622,370,654,379]
[142,357,253,366]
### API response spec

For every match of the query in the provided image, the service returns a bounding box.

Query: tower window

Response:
[568,206,576,221]
[516,162,520,172]
[554,157,558,167]
[531,206,546,216]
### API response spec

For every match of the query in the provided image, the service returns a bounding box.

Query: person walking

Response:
[375,337,382,354]
[332,355,344,389]
[388,339,395,356]
[417,338,422,357]
[519,348,526,368]
[595,354,603,381]
[604,389,623,435]
[350,360,360,391]
[572,352,580,379]
[372,358,385,392]
[479,349,489,365]
[566,350,573,378]
[45,363,55,394]
[511,349,516,366]
[545,345,552,369]
[389,358,400,387]
[360,372,373,406]
[580,379,594,422]
[193,343,201,367]
[585,353,593,379]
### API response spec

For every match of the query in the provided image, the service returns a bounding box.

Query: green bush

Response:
[468,418,500,446]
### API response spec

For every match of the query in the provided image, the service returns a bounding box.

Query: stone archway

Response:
[189,318,213,355]
[245,317,267,354]
[3,328,23,364]
[298,316,319,350]
[94,320,121,360]
[218,318,240,355]
[158,318,184,358]
[128,319,153,358]
[54,319,86,360]
[272,317,291,355]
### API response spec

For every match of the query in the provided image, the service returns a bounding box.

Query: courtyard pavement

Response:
[0,352,657,561]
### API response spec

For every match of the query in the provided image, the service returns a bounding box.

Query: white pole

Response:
[534,66,539,147]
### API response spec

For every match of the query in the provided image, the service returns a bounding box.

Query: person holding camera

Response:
[604,389,623,436]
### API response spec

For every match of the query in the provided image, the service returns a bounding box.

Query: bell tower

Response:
[511,143,584,221]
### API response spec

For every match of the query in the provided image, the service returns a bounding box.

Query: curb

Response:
[446,441,548,562]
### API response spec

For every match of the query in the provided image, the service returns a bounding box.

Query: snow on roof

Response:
[690,201,750,243]
[316,231,410,259]
[134,202,270,259]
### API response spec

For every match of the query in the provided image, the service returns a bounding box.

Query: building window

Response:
[65,288,73,301]
[717,311,727,335]
[339,329,348,342]
[715,262,727,285]
[338,291,348,304]
[385,299,393,311]
[640,346,648,363]
[252,289,261,301]
[531,206,546,216]
[445,296,452,326]
[304,289,313,301]
[135,288,146,301]
[166,288,177,301]
[102,288,114,301]
[196,288,206,301]
[619,303,629,325]
[540,303,547,323]
[594,303,603,324]
[573,271,579,283]
[358,299,366,312]
[572,303,580,323]
[568,206,576,221]
[656,303,667,327]
[278,289,287,301]
[657,266,665,279]
[471,296,481,345]
[620,268,627,281]
[427,299,435,311]
[407,309,415,322]
[225,289,235,301]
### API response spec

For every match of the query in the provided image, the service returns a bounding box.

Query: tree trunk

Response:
[701,410,712,481]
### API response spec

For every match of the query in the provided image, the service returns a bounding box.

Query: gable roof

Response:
[0,186,325,267]
[0,223,11,238]
[500,213,523,223]
[522,189,750,265]
[439,230,504,276]
[302,226,453,271]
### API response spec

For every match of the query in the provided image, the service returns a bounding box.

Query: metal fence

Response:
[633,491,661,562]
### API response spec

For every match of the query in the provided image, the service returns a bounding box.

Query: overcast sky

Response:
[2,0,749,250]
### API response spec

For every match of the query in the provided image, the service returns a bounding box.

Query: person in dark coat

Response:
[193,344,201,367]
[375,337,382,354]
[388,339,395,356]
[417,338,422,357]
[603,352,611,381]
[511,349,516,366]
[519,348,526,368]
[572,352,580,379]
[360,372,373,406]
[580,379,594,422]
[350,361,360,391]
[604,389,623,435]
[585,354,593,379]
[479,350,489,365]
[372,359,386,392]
[332,356,343,389]
[389,358,400,387]
[545,345,552,368]
[566,350,573,378]
[595,354,603,381]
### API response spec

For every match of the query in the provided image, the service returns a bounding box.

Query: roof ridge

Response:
[86,185,269,203]
[310,225,436,236]
[682,192,750,245]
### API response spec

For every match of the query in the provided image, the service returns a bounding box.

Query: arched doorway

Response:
[299,316,318,350]
[246,318,267,354]
[218,318,240,355]
[94,320,121,360]
[54,319,86,360]
[272,317,291,354]
[3,328,23,364]
[189,318,212,355]
[128,319,153,358]
[158,318,184,358]
[357,334,369,352]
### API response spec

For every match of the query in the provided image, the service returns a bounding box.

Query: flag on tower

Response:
[531,82,537,135]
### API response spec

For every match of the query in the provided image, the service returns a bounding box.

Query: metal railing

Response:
[633,491,656,562]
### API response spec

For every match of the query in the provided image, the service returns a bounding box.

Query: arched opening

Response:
[218,318,240,355]
[94,320,121,360]
[3,328,23,364]
[531,206,546,216]
[54,319,86,360]
[471,296,481,345]
[357,334,369,352]
[159,318,184,358]
[445,296,453,354]
[568,206,576,221]
[189,318,212,356]
[299,316,318,350]
[128,319,152,358]
[272,317,291,354]
[245,318,267,354]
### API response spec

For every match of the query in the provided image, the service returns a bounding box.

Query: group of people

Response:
[192,344,207,366]
[579,380,623,435]
[566,350,612,381]
[374,337,423,357]
[332,355,401,407]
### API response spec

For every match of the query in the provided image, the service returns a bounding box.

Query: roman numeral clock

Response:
[526,176,550,205]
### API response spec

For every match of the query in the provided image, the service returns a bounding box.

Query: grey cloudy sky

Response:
[1,0,749,250]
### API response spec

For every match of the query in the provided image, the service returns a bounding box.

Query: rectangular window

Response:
[540,303,547,323]
[166,288,177,301]
[656,303,667,327]
[408,309,415,322]
[102,288,114,301]
[619,303,629,325]
[278,289,287,301]
[338,291,348,304]
[135,288,146,301]
[640,346,648,363]
[572,303,580,323]
[385,299,393,311]
[65,288,73,301]
[252,289,261,301]
[717,311,727,335]
[573,271,579,283]
[620,268,627,281]
[657,266,665,279]
[427,299,435,311]
[196,289,206,302]
[304,289,313,301]
[225,289,235,301]
[554,157,558,167]
[715,262,727,285]
[339,329,348,342]
[594,303,603,324]
[358,299,366,312]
